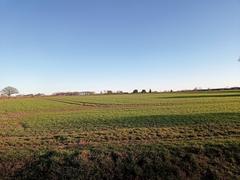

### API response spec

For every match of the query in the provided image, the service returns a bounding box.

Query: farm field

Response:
[1,91,240,179]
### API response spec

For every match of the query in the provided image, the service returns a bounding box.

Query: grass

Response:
[0,91,240,179]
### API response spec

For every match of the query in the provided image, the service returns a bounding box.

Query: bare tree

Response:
[1,86,19,96]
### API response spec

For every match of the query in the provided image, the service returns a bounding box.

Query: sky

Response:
[0,0,240,94]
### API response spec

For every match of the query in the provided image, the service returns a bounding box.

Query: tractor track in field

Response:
[45,98,162,108]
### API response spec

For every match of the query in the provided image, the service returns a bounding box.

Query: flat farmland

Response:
[1,91,240,179]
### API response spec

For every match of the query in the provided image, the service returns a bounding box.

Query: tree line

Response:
[132,89,152,94]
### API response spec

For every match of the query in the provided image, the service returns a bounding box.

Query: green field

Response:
[1,91,240,179]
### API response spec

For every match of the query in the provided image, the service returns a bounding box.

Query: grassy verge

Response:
[1,143,239,180]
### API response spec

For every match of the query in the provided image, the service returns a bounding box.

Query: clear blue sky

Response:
[0,0,239,94]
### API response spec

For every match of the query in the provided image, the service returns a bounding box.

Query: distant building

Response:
[53,92,79,96]
[79,91,95,96]
[24,94,34,97]
[103,90,113,94]
[0,91,7,97]
[34,93,45,97]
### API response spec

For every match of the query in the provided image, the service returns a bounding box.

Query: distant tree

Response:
[133,89,138,94]
[141,89,147,93]
[1,86,19,96]
[149,89,152,93]
[106,90,113,94]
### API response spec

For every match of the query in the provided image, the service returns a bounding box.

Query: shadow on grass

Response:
[104,112,240,128]
[12,144,240,180]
